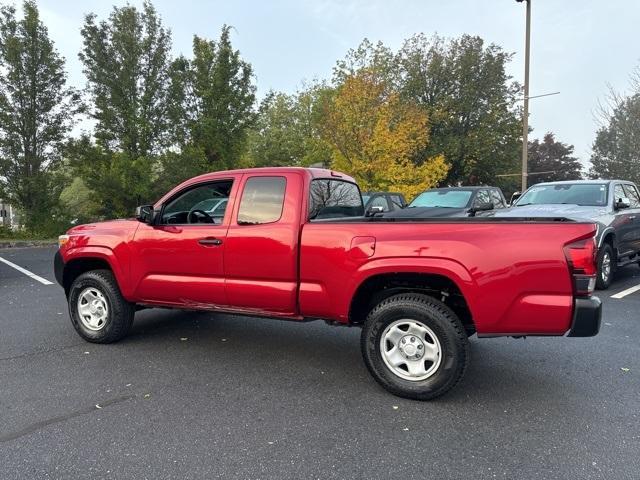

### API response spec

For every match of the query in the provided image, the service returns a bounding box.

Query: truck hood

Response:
[383,207,470,218]
[67,218,141,236]
[481,204,608,220]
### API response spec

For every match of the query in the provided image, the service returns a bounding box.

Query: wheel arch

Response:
[62,247,125,296]
[599,228,617,252]
[348,271,475,335]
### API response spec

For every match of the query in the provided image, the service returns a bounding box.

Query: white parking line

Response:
[0,256,54,285]
[610,283,640,299]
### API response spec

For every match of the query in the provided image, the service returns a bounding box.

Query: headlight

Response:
[58,235,69,248]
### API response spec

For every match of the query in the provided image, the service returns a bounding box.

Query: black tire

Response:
[595,243,614,290]
[68,269,135,343]
[360,293,469,400]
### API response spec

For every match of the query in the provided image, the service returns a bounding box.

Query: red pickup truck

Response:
[54,167,602,400]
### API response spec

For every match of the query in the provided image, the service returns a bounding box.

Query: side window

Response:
[237,176,286,225]
[623,184,640,208]
[309,179,364,220]
[614,184,626,205]
[473,190,491,207]
[161,180,233,225]
[490,189,506,208]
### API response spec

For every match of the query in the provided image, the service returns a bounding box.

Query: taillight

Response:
[563,237,597,296]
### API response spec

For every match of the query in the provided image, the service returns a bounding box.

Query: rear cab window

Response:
[309,179,364,220]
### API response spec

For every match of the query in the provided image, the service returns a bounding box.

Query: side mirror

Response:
[615,197,631,210]
[510,191,522,206]
[135,205,155,224]
[468,202,494,216]
[365,205,385,217]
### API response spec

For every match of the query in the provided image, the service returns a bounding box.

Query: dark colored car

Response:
[362,192,407,213]
[384,186,508,218]
[482,180,640,289]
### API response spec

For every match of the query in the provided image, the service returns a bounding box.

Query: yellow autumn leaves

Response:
[319,70,449,199]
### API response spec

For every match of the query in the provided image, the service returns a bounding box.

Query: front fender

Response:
[62,246,132,298]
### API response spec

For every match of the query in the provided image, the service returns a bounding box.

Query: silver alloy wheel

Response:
[601,252,611,282]
[77,287,109,331]
[380,319,442,381]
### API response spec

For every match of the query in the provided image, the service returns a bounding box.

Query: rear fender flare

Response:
[346,257,477,318]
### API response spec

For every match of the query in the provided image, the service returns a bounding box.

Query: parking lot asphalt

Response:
[0,246,639,480]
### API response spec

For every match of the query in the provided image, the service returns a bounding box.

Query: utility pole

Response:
[517,0,531,192]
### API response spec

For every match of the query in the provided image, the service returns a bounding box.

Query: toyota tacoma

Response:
[54,168,602,400]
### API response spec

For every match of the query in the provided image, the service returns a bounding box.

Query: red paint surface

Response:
[59,167,598,336]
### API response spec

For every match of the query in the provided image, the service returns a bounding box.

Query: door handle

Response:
[199,237,223,246]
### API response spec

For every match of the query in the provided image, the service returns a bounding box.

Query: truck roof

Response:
[532,179,631,186]
[185,167,357,185]
[429,186,500,190]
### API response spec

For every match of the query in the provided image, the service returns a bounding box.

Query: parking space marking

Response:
[610,283,640,299]
[0,256,54,285]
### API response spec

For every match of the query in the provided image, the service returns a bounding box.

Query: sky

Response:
[31,0,640,166]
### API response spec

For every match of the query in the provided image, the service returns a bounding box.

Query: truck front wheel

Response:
[68,269,135,343]
[361,293,469,400]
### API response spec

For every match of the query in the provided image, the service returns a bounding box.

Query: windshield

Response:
[409,190,473,208]
[516,184,608,207]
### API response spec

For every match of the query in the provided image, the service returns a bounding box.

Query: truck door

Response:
[223,172,302,316]
[612,183,635,257]
[130,177,238,307]
[622,183,640,253]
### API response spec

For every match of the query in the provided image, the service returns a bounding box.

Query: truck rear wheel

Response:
[68,269,134,343]
[361,293,468,400]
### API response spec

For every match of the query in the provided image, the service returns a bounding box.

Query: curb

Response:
[0,240,57,249]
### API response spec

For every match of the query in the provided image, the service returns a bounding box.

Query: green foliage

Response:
[59,176,100,224]
[589,91,640,184]
[157,25,258,194]
[243,85,332,167]
[528,133,582,185]
[156,145,208,195]
[397,34,522,188]
[67,136,156,218]
[191,27,256,169]
[0,0,80,234]
[79,1,173,157]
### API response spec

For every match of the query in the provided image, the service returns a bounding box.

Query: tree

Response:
[180,26,256,169]
[243,84,332,168]
[589,84,640,184]
[527,133,582,185]
[159,26,257,190]
[319,70,448,199]
[333,38,398,87]
[397,34,521,189]
[0,1,79,233]
[74,1,173,216]
[66,135,158,218]
[79,1,173,157]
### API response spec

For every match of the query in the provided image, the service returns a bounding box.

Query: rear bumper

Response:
[53,250,64,287]
[567,297,601,337]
